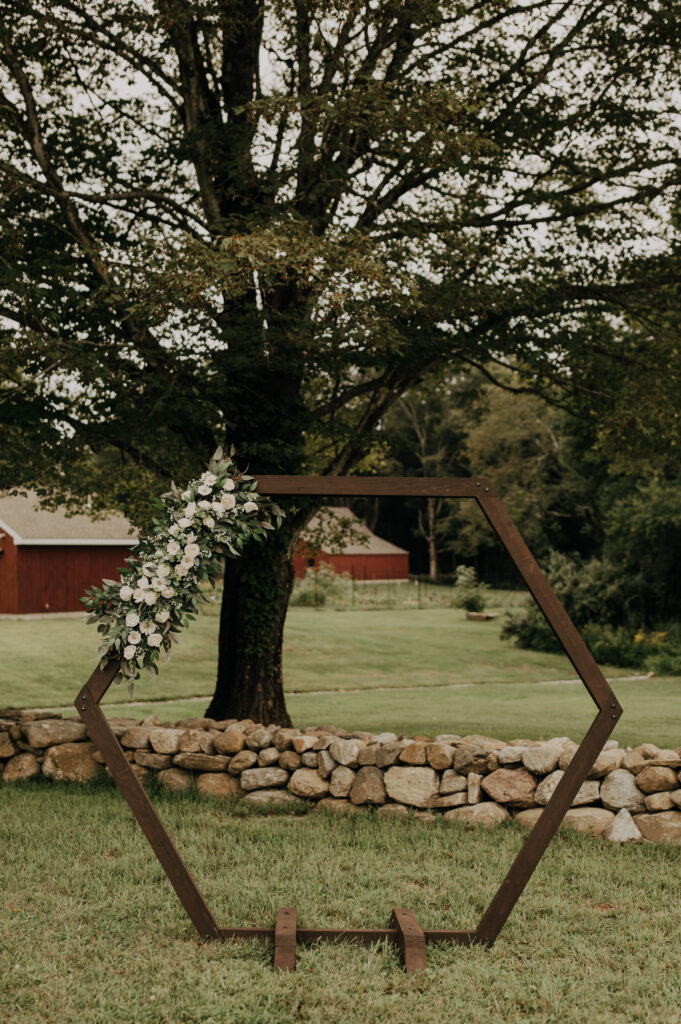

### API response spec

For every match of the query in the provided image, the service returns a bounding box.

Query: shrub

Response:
[453,566,489,613]
[290,562,351,607]
[500,547,681,674]
[580,623,652,668]
[501,549,627,653]
[290,585,320,607]
[503,607,681,674]
[582,623,681,672]
[646,645,681,676]
[501,604,560,653]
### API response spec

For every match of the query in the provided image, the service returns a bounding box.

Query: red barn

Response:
[0,492,137,614]
[293,506,409,580]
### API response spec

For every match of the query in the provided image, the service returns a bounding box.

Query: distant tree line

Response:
[365,366,681,672]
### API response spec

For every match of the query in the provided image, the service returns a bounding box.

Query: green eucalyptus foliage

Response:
[82,449,284,688]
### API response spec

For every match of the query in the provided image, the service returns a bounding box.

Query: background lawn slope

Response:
[1,605,674,747]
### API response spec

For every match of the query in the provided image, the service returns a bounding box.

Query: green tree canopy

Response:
[1,1,680,721]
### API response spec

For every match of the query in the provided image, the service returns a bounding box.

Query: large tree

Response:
[1,1,680,723]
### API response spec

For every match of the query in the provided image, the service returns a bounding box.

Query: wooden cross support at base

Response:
[274,907,297,972]
[221,921,477,969]
[271,906,427,972]
[391,908,427,973]
[74,476,623,973]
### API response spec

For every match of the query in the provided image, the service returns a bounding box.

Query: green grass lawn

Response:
[2,781,680,1024]
[1,604,678,746]
[97,675,678,750]
[0,604,631,706]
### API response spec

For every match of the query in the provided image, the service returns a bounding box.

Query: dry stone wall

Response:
[2,710,681,844]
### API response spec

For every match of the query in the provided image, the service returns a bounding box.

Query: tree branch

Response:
[0,303,59,337]
[158,0,223,227]
[52,2,183,109]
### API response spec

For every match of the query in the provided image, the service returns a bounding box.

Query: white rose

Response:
[132,588,145,603]
[221,493,236,511]
[162,587,175,598]
[137,575,150,589]
[204,516,215,529]
[140,620,154,634]
[143,590,158,606]
[181,555,195,569]
[156,564,171,578]
[175,564,189,577]
[177,517,192,529]
[184,543,201,558]
[147,633,163,648]
[151,577,165,591]
[123,645,137,661]
[168,523,179,536]
[243,500,258,513]
[119,585,133,601]
[155,609,170,624]
[198,500,212,510]
[197,484,212,496]
[222,478,235,492]
[167,540,181,555]
[127,630,142,645]
[211,501,223,515]
[201,472,217,486]
[125,612,139,627]
[184,502,196,517]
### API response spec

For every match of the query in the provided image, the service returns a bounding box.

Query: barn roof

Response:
[302,506,408,556]
[0,491,137,546]
[0,494,406,554]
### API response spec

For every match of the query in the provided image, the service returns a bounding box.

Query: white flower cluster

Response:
[83,451,283,688]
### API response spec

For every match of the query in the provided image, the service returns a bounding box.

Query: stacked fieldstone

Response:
[2,710,681,844]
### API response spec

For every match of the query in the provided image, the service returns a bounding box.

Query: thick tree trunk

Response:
[205,509,314,726]
[205,530,294,726]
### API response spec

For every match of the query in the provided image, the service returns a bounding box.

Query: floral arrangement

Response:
[82,448,284,691]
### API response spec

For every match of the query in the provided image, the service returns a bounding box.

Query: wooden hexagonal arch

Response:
[74,477,622,973]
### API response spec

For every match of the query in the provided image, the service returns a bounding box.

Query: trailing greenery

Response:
[82,450,283,687]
